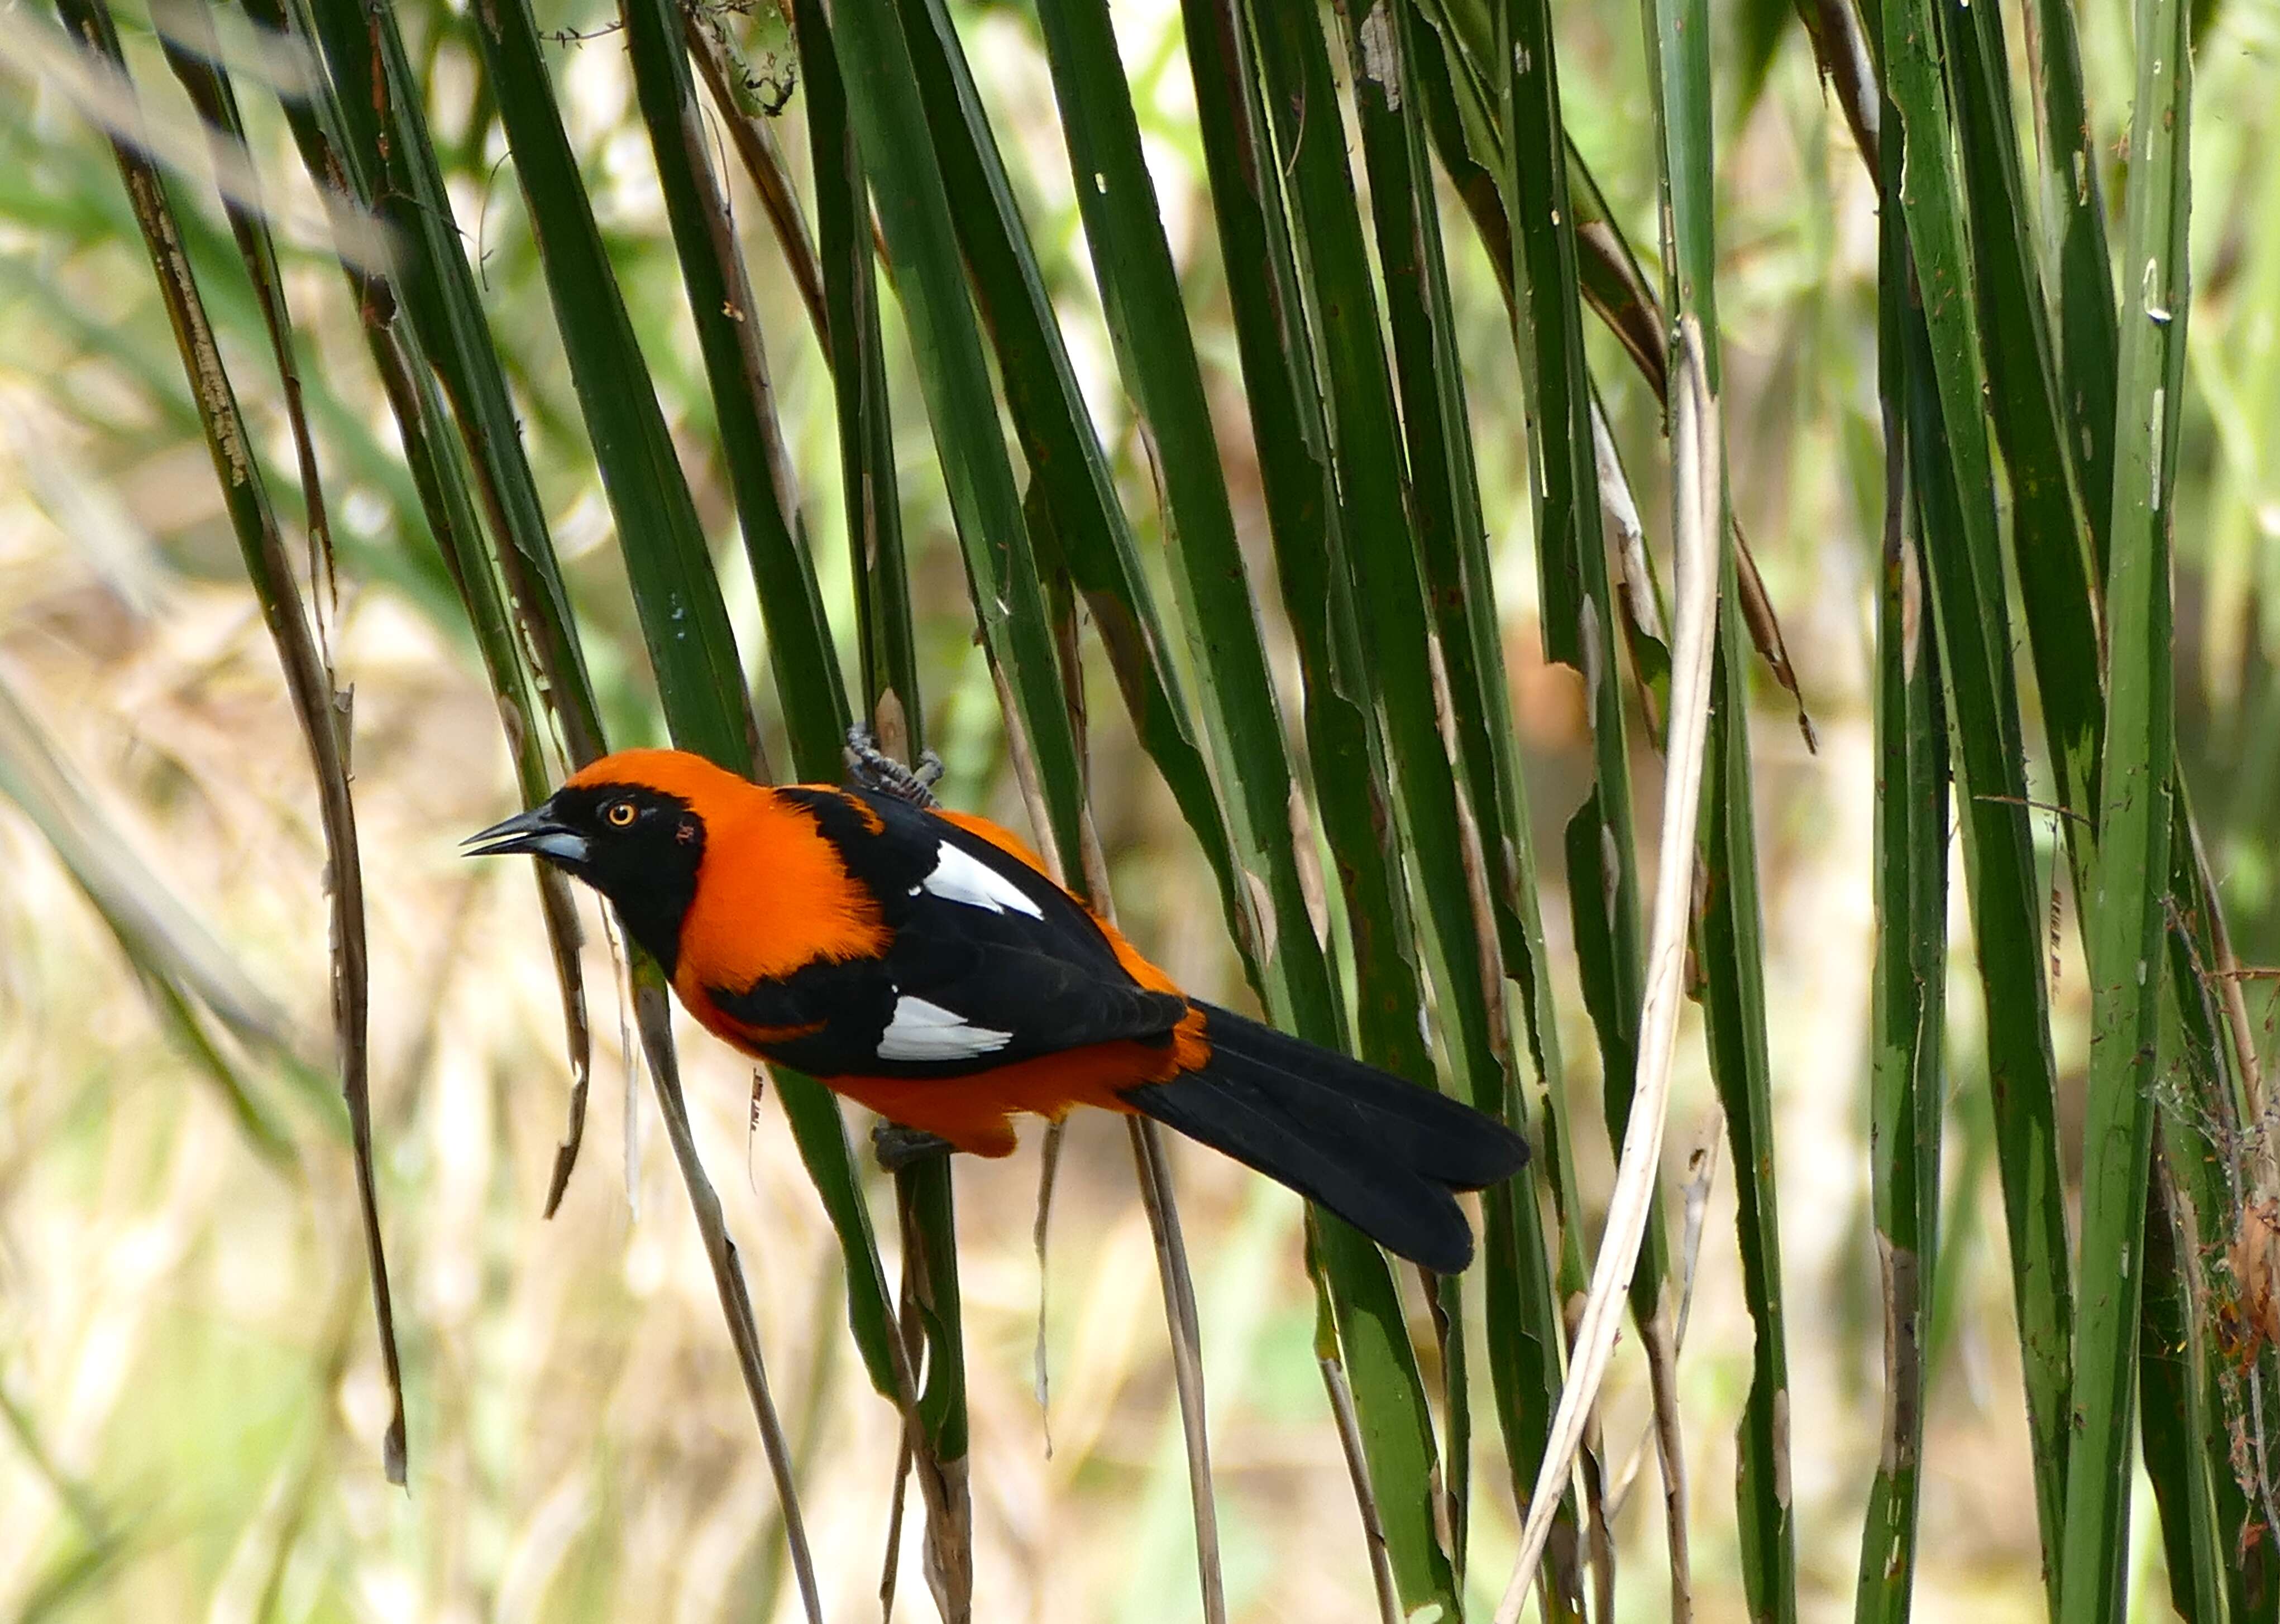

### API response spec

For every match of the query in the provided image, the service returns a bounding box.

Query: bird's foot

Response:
[871,1119,956,1172]
[844,725,944,810]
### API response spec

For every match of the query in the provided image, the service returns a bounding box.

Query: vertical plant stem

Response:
[1495,318,1723,1623]
[1885,0,2077,1584]
[632,978,824,1624]
[1638,0,1796,1606]
[1853,107,1951,1613]
[2056,0,2190,1607]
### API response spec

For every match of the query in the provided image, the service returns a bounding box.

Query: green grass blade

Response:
[2054,0,2189,1606]
[1177,2,1461,1609]
[782,21,974,1618]
[893,0,1247,962]
[1242,0,1455,1104]
[1341,0,1584,1599]
[818,0,1087,876]
[1853,131,1951,1617]
[2138,1157,2226,1624]
[1027,0,1338,1043]
[1173,4,1369,1048]
[621,0,850,780]
[1944,0,2104,871]
[470,0,757,776]
[1884,0,2076,1587]
[788,0,920,757]
[811,13,1116,1613]
[1413,12,1814,746]
[1500,0,1669,1340]
[52,0,402,1481]
[889,17,1251,1599]
[2027,0,2120,579]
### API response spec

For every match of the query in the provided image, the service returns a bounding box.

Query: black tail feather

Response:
[1122,1003,1529,1273]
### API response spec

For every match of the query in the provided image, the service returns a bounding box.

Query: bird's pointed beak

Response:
[462,804,589,865]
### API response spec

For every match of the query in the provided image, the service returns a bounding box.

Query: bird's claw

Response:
[871,1119,956,1172]
[844,725,943,809]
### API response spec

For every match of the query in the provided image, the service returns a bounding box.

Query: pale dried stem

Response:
[1495,319,1723,1622]
[632,984,824,1624]
[685,14,830,347]
[1321,1354,1403,1624]
[1638,1311,1694,1624]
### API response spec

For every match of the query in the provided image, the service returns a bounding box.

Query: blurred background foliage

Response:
[0,0,2275,1620]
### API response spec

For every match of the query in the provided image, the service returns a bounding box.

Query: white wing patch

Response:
[875,994,1015,1062]
[919,842,1045,918]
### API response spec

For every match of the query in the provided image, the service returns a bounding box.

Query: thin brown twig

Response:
[1129,1118,1229,1624]
[1321,1352,1403,1624]
[631,979,824,1624]
[687,12,829,345]
[1033,1118,1064,1455]
[1639,1311,1695,1624]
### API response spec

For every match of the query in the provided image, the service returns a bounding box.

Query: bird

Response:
[466,744,1528,1272]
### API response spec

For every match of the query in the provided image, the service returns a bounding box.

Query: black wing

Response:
[706,789,1186,1079]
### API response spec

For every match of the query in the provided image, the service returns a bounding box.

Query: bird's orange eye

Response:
[605,800,638,828]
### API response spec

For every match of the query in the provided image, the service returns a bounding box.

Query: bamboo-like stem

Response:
[1495,318,1722,1621]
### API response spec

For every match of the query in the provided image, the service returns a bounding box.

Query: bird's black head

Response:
[464,780,706,974]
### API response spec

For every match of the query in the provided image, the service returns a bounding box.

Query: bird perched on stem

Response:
[467,742,1527,1271]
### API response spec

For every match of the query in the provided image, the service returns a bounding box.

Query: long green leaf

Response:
[1178,1,1460,1611]
[1500,0,1666,1344]
[1945,0,2103,879]
[470,0,757,777]
[620,0,849,778]
[2028,0,2120,582]
[819,0,1087,879]
[792,0,919,760]
[770,0,936,1422]
[1339,0,1583,1600]
[300,0,607,767]
[1638,0,1797,1609]
[2056,0,2189,1606]
[1853,120,1950,1617]
[1885,0,2075,1587]
[893,0,1247,967]
[1026,0,1336,1043]
[608,25,916,1429]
